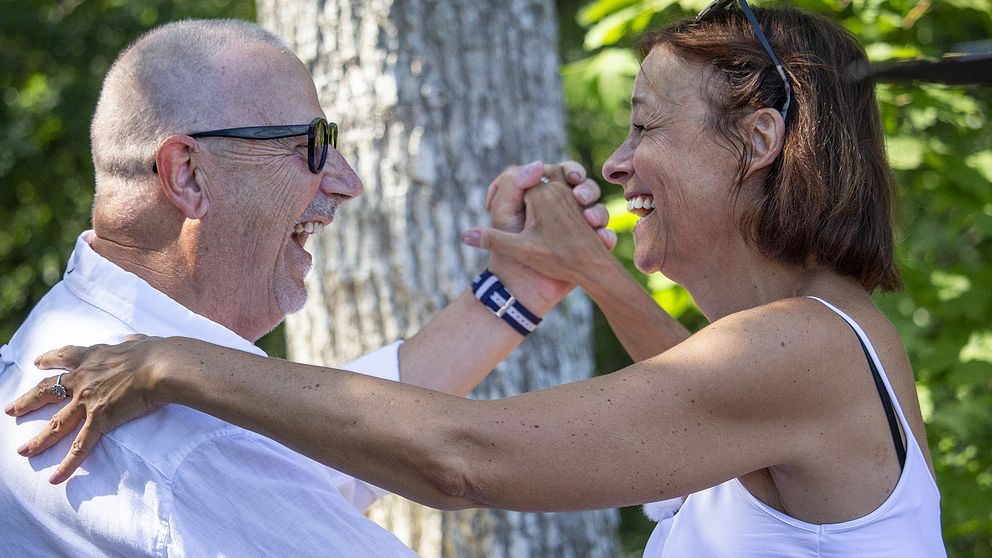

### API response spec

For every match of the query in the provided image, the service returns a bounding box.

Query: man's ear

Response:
[154,135,210,219]
[743,107,785,179]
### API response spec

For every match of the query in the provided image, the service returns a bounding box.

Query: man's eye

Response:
[632,123,646,133]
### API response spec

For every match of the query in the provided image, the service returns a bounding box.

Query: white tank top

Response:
[643,297,946,557]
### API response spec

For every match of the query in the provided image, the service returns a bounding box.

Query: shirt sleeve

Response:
[336,341,403,382]
[166,431,415,557]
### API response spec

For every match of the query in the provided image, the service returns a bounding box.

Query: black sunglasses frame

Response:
[189,117,337,174]
[153,117,337,174]
[697,0,792,122]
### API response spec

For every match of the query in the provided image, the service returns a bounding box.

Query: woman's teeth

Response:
[293,221,325,235]
[627,195,655,217]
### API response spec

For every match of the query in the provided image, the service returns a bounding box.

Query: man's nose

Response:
[319,149,364,199]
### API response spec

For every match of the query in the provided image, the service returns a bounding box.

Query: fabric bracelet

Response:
[471,269,542,336]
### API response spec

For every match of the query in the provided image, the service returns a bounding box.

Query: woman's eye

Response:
[631,123,646,133]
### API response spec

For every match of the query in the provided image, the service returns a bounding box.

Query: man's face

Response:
[198,49,362,335]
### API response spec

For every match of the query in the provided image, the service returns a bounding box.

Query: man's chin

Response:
[275,286,308,316]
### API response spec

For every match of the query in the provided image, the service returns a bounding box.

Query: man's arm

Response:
[397,161,608,393]
[465,178,690,363]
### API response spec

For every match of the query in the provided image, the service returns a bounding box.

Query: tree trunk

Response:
[256,1,619,556]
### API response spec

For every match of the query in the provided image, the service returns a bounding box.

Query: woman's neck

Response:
[676,256,849,322]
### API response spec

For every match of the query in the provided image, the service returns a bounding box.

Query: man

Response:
[0,19,608,556]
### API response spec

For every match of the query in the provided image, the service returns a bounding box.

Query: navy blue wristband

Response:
[471,269,542,336]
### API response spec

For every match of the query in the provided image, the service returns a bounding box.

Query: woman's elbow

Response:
[418,433,502,511]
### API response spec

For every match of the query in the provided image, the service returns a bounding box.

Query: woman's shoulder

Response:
[708,291,895,350]
[699,295,866,357]
[678,294,900,409]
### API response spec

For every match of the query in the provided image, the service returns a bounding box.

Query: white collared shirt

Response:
[0,231,417,557]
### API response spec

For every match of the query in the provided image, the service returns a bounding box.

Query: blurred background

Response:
[1,0,990,555]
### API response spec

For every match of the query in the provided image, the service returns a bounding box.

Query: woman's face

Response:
[602,46,743,279]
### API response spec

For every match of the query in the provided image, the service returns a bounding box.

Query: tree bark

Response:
[256,1,619,556]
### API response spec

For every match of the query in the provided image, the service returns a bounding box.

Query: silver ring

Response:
[539,175,551,184]
[51,373,68,400]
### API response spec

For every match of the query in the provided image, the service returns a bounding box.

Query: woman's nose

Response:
[602,141,634,185]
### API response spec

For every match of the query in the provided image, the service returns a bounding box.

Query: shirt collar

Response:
[62,231,265,357]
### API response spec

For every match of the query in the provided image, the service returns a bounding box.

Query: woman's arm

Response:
[14,299,841,510]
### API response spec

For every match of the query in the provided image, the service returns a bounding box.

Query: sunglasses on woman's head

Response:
[697,0,792,122]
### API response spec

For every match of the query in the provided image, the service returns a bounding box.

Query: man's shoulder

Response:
[4,281,131,371]
[1,286,294,480]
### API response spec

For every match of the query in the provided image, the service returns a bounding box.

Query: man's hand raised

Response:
[463,162,617,290]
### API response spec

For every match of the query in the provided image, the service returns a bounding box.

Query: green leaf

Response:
[961,331,992,364]
[966,150,992,184]
[886,136,926,170]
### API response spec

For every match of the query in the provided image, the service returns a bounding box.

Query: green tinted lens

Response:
[310,118,327,173]
[328,122,338,149]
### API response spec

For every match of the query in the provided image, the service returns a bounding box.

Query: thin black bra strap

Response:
[839,319,907,470]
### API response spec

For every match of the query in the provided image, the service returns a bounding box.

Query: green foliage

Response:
[561,0,992,555]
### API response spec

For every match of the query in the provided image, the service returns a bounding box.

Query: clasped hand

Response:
[465,160,617,288]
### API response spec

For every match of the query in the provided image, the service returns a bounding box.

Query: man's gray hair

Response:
[90,19,290,182]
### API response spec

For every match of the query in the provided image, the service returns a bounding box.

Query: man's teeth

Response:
[293,221,325,235]
[627,195,655,216]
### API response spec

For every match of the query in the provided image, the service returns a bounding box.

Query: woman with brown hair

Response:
[8,2,945,554]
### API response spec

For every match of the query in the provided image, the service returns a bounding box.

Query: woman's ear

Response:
[743,107,785,178]
[154,135,210,220]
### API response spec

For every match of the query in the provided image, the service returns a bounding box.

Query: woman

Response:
[7,3,945,555]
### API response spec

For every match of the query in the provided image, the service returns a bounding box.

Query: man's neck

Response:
[88,233,271,342]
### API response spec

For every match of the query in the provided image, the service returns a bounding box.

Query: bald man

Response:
[0,19,606,556]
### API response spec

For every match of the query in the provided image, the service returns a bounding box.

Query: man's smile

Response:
[292,220,326,248]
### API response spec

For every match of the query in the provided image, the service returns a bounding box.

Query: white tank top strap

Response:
[805,296,915,450]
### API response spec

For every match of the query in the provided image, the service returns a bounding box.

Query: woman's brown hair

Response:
[640,6,901,291]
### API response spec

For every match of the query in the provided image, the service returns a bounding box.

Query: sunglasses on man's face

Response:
[190,117,338,174]
[153,117,338,174]
[697,0,792,122]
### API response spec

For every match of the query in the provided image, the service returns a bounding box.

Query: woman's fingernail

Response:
[461,230,481,247]
[524,160,542,172]
[576,188,592,204]
[569,172,581,183]
[4,403,14,416]
[49,471,64,484]
[17,444,30,456]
